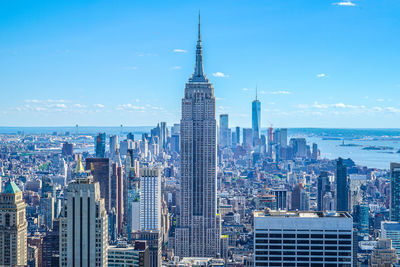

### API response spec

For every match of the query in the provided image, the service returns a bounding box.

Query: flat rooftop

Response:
[254,210,351,219]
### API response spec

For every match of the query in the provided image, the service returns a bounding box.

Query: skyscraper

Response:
[252,88,261,145]
[336,157,350,212]
[86,157,112,211]
[254,210,353,266]
[0,181,27,266]
[175,14,220,257]
[59,171,108,267]
[140,168,161,231]
[95,132,106,158]
[390,162,400,222]
[317,171,331,211]
[219,114,230,148]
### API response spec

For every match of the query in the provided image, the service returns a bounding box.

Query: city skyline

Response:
[1,0,400,127]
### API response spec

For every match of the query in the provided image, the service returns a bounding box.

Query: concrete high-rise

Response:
[254,210,353,266]
[317,171,331,211]
[140,168,161,231]
[390,162,400,222]
[59,171,108,267]
[252,88,261,145]
[0,181,27,266]
[175,14,220,258]
[336,157,350,212]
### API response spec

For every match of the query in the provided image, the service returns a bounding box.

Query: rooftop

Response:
[254,210,351,219]
[3,181,21,194]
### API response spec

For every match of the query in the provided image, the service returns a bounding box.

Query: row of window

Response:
[255,263,351,267]
[256,239,351,244]
[255,245,352,250]
[255,256,352,262]
[255,233,352,239]
[256,250,352,256]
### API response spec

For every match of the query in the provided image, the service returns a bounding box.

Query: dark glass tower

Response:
[336,157,349,212]
[252,89,261,145]
[175,14,220,257]
[390,162,400,221]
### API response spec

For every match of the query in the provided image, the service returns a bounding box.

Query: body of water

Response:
[1,127,399,169]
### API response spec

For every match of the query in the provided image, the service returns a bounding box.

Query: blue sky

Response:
[1,0,400,128]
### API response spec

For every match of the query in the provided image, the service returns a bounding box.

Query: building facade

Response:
[390,162,400,222]
[59,173,108,267]
[0,182,27,266]
[175,14,220,257]
[336,157,350,212]
[254,211,353,266]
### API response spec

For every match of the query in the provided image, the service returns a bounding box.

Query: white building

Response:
[59,172,108,267]
[140,168,161,231]
[254,210,354,266]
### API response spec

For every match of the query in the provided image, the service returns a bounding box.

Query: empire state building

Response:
[175,14,220,257]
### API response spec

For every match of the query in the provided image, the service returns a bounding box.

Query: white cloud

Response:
[212,72,229,78]
[138,52,157,57]
[173,49,187,53]
[93,104,105,108]
[73,104,86,108]
[242,88,249,91]
[376,98,384,102]
[268,90,292,95]
[171,66,182,70]
[316,73,326,78]
[313,102,329,109]
[25,99,67,104]
[298,104,309,109]
[333,1,356,6]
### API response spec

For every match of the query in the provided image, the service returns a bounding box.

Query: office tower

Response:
[111,161,123,234]
[272,189,288,211]
[86,157,112,211]
[252,89,261,144]
[131,231,162,267]
[268,126,274,156]
[62,142,74,156]
[110,135,118,158]
[127,132,135,141]
[127,172,141,240]
[175,14,220,258]
[317,171,331,211]
[280,128,288,147]
[381,221,400,258]
[289,137,307,158]
[171,134,180,153]
[160,122,168,150]
[235,126,240,144]
[336,157,350,212]
[0,181,27,266]
[242,128,253,149]
[42,220,59,267]
[140,168,161,231]
[108,208,118,241]
[59,172,108,267]
[353,204,369,235]
[171,123,181,135]
[390,162,400,222]
[39,193,54,229]
[312,143,320,160]
[254,210,353,266]
[219,114,230,148]
[291,183,309,211]
[369,239,398,267]
[95,132,106,158]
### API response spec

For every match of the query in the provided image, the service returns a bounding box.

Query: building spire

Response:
[191,11,206,81]
[198,10,201,41]
[256,85,258,101]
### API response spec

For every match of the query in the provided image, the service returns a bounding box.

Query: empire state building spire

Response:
[191,11,206,82]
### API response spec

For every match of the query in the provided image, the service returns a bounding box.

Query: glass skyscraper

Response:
[252,90,261,145]
[336,157,350,212]
[95,132,106,158]
[390,162,400,222]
